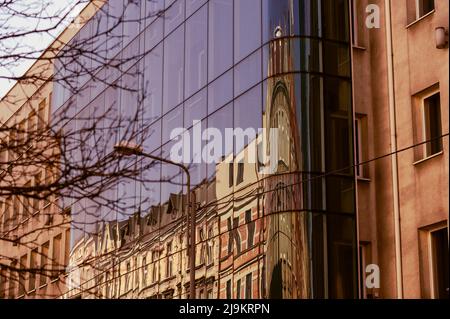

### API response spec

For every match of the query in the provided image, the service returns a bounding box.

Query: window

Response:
[37,99,47,132]
[236,279,241,299]
[10,260,18,297]
[40,241,49,286]
[33,172,42,214]
[429,227,449,299]
[226,279,232,299]
[245,273,252,299]
[52,235,61,279]
[207,288,213,299]
[18,120,26,155]
[22,181,32,219]
[350,0,358,46]
[12,196,19,227]
[29,249,38,291]
[18,254,27,296]
[416,0,435,19]
[0,266,5,298]
[423,93,442,157]
[354,115,367,178]
[64,229,70,267]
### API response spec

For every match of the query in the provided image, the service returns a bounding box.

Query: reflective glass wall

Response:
[53,0,356,299]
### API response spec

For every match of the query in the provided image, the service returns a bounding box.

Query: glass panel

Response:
[185,6,207,99]
[208,69,232,115]
[123,0,141,46]
[163,25,185,114]
[208,0,233,81]
[143,43,163,123]
[234,84,262,154]
[145,0,164,28]
[206,103,233,179]
[164,0,185,36]
[184,88,207,128]
[234,49,261,97]
[144,18,163,53]
[186,0,207,17]
[143,119,162,153]
[234,0,261,63]
[162,104,183,144]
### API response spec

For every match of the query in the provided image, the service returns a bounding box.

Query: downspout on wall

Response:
[384,0,404,299]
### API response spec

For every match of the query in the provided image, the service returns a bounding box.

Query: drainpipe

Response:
[384,0,403,299]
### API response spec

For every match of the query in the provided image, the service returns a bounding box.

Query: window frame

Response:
[415,0,435,20]
[427,225,449,299]
[421,90,442,158]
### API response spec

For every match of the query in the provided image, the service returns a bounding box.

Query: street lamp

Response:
[114,141,196,299]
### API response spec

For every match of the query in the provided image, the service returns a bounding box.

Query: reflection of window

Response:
[226,279,232,299]
[142,257,147,287]
[152,252,158,283]
[227,218,233,254]
[228,163,234,188]
[40,242,49,286]
[236,279,241,299]
[19,255,27,296]
[29,249,38,292]
[236,161,244,185]
[245,210,254,249]
[207,227,214,264]
[429,227,449,299]
[126,261,131,291]
[166,242,173,278]
[37,99,47,132]
[245,273,252,299]
[52,234,61,279]
[233,217,241,254]
[0,266,5,298]
[423,93,442,157]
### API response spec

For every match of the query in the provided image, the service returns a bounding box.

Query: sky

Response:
[0,0,86,99]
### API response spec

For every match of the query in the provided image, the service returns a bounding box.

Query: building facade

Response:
[0,0,448,299]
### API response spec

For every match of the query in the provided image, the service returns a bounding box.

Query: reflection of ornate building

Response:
[263,16,310,298]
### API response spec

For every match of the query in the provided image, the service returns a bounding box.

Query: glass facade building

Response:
[53,0,356,299]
